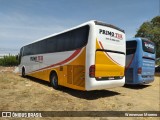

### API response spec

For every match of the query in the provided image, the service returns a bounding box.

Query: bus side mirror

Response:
[16,55,19,60]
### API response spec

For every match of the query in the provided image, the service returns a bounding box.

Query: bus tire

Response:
[50,72,59,89]
[22,67,26,78]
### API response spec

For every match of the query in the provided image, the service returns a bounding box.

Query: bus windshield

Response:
[142,39,155,54]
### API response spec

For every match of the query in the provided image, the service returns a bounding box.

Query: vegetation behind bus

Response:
[0,55,18,66]
[156,58,160,65]
[135,16,160,58]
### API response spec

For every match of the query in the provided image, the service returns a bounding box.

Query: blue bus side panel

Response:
[125,54,136,84]
[138,53,155,84]
[126,38,155,85]
[125,68,133,83]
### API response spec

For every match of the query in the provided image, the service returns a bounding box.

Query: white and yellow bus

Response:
[18,20,126,91]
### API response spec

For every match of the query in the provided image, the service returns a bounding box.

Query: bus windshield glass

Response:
[142,39,155,54]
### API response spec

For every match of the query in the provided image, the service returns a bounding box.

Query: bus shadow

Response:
[59,87,120,100]
[25,76,120,100]
[26,76,51,87]
[123,84,151,89]
[155,72,160,76]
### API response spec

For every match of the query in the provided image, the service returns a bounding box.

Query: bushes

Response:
[0,55,19,66]
[156,58,160,65]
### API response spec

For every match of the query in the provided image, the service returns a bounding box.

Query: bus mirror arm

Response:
[16,54,19,60]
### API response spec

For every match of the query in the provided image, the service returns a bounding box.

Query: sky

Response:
[0,0,159,55]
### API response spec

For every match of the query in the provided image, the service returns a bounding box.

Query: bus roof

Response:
[22,20,125,47]
[127,37,152,42]
[94,21,125,33]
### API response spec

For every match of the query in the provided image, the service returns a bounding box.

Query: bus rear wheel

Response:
[50,72,59,89]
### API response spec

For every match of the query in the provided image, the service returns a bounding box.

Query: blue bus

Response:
[125,37,156,84]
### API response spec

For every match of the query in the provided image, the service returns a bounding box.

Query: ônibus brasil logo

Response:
[99,29,123,40]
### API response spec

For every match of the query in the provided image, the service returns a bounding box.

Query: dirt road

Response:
[0,67,159,120]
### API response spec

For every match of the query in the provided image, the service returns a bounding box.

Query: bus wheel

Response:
[22,67,26,78]
[50,72,59,89]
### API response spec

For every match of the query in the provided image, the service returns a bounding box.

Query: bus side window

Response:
[21,25,89,56]
[126,41,137,55]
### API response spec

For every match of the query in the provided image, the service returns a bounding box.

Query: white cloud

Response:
[0,12,77,53]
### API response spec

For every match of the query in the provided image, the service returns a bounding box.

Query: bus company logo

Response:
[30,56,43,63]
[99,29,123,40]
[144,42,154,49]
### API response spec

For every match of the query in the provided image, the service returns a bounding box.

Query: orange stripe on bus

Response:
[31,48,82,73]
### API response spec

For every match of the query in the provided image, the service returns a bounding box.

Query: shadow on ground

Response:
[155,73,160,76]
[25,76,120,100]
[60,87,120,100]
[26,76,51,86]
[123,84,151,89]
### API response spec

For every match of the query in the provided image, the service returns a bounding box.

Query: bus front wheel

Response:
[50,72,59,89]
[22,67,26,78]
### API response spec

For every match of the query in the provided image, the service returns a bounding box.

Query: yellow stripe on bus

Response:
[28,48,86,91]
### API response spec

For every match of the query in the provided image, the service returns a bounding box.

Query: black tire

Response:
[22,68,26,78]
[50,72,59,89]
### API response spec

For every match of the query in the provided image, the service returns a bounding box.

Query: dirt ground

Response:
[0,67,159,120]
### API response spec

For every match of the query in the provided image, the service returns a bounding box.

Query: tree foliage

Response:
[0,55,18,66]
[135,16,160,58]
[156,58,160,65]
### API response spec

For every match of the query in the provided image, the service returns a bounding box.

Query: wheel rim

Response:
[52,75,57,86]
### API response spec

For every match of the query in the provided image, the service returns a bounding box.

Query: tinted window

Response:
[19,47,23,64]
[23,25,89,56]
[126,41,137,55]
[142,39,155,54]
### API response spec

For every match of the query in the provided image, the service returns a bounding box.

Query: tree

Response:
[135,16,160,58]
[0,55,18,66]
